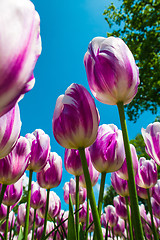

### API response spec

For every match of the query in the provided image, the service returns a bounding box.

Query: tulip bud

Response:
[84,36,139,105]
[2,177,23,206]
[63,178,87,205]
[89,124,125,173]
[0,137,30,184]
[113,195,128,220]
[151,197,160,219]
[135,157,157,189]
[151,179,160,205]
[30,181,47,209]
[37,152,62,189]
[142,122,160,165]
[111,172,129,197]
[64,148,84,176]
[79,153,99,188]
[0,211,15,233]
[52,83,99,149]
[0,104,21,159]
[105,205,118,227]
[17,203,34,227]
[26,129,50,172]
[0,0,41,116]
[116,144,138,180]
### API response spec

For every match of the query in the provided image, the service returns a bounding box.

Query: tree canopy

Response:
[103,0,160,122]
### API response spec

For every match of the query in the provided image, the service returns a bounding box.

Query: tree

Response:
[103,0,160,122]
[103,185,117,208]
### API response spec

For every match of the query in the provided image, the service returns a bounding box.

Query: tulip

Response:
[84,36,139,105]
[0,0,41,116]
[0,137,30,185]
[30,181,46,209]
[52,83,99,149]
[151,197,160,219]
[37,221,55,240]
[0,211,15,233]
[89,124,125,173]
[2,177,23,206]
[105,205,118,228]
[135,157,157,189]
[114,218,125,237]
[116,144,138,180]
[0,204,7,221]
[136,185,149,199]
[63,178,87,205]
[37,152,62,189]
[151,179,160,204]
[113,195,128,220]
[57,210,69,237]
[17,203,34,227]
[111,172,129,197]
[142,122,160,165]
[79,155,99,188]
[25,129,50,172]
[0,104,21,159]
[64,148,84,176]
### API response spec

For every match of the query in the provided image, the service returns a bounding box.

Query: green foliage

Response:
[104,0,160,122]
[130,133,149,159]
[67,195,77,240]
[103,185,117,208]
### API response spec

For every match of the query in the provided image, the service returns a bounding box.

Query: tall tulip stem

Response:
[78,148,103,240]
[42,188,50,239]
[24,169,33,240]
[147,189,158,240]
[4,205,10,240]
[85,195,89,240]
[0,184,7,206]
[32,209,37,240]
[125,196,133,240]
[98,172,106,217]
[76,175,79,240]
[117,101,144,240]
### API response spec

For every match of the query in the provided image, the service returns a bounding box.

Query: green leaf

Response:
[18,226,24,240]
[67,194,77,240]
[0,233,4,240]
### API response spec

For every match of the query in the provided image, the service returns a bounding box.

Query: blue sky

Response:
[19,0,158,210]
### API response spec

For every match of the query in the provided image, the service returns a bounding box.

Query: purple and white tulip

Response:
[30,181,47,209]
[17,203,34,227]
[111,172,129,197]
[37,152,62,189]
[116,144,138,180]
[37,191,61,219]
[113,195,128,220]
[52,83,99,149]
[0,0,41,116]
[2,177,23,206]
[151,179,160,204]
[0,211,15,233]
[79,155,99,188]
[84,36,139,105]
[64,148,85,176]
[0,204,7,220]
[105,205,118,227]
[89,124,125,173]
[0,104,21,159]
[0,137,30,184]
[63,178,87,205]
[151,197,160,219]
[142,122,160,165]
[26,129,50,172]
[135,157,157,189]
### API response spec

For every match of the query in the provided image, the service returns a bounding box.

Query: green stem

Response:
[31,209,37,240]
[76,175,79,240]
[147,188,158,240]
[125,196,133,240]
[42,188,50,239]
[0,184,7,206]
[117,102,144,240]
[125,220,129,240]
[98,172,106,216]
[24,170,33,240]
[78,148,103,240]
[4,205,10,240]
[85,195,89,240]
